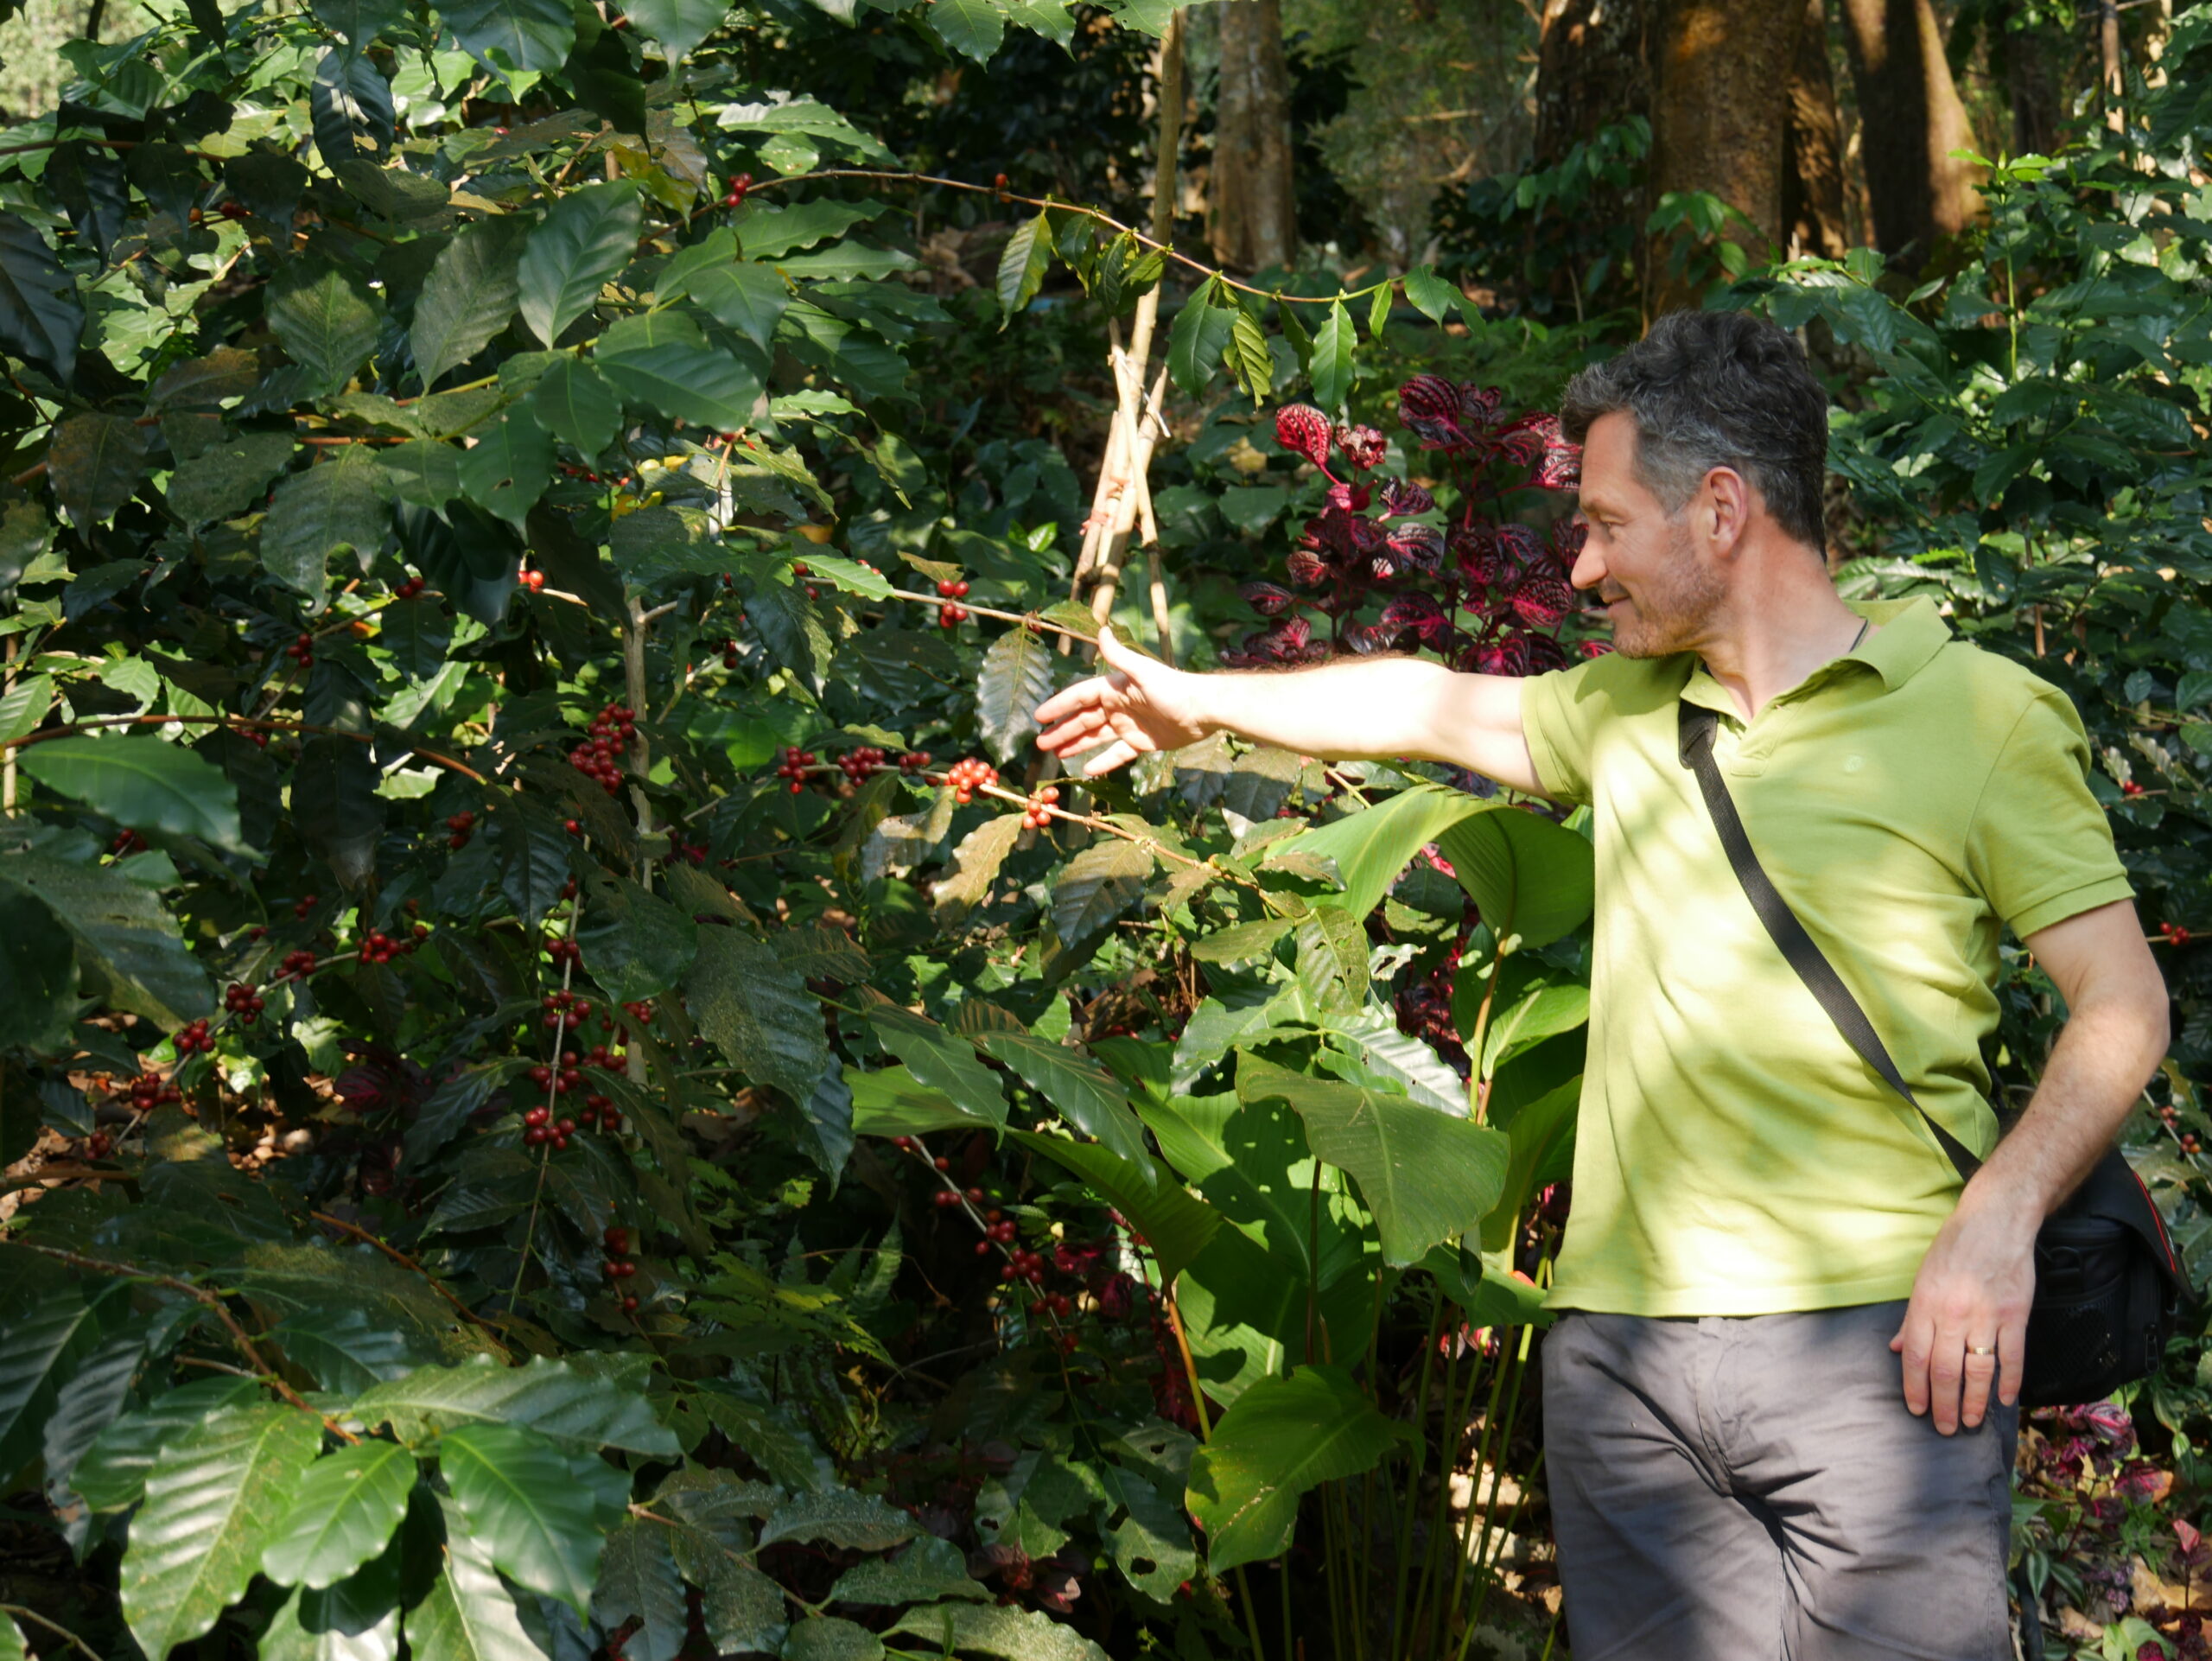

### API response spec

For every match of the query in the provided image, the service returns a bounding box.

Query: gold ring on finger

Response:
[1967,1344,1995,1357]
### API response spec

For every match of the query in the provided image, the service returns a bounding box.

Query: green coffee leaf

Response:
[576,872,696,1002]
[597,342,764,433]
[995,210,1053,324]
[866,1003,1007,1123]
[624,0,726,59]
[929,0,1005,60]
[975,624,1056,763]
[437,1422,607,1618]
[973,1030,1146,1161]
[1401,264,1459,323]
[886,1601,1109,1661]
[412,219,529,391]
[1309,297,1355,411]
[593,1521,687,1661]
[442,0,575,70]
[0,674,54,746]
[689,926,830,1107]
[19,735,245,853]
[262,1439,416,1590]
[783,1619,883,1661]
[269,259,385,391]
[1166,281,1235,398]
[1051,837,1153,943]
[168,430,295,526]
[404,1498,544,1661]
[0,830,213,1023]
[349,1354,679,1456]
[757,1489,918,1551]
[456,407,553,526]
[48,413,147,530]
[518,181,641,347]
[0,211,82,387]
[531,359,620,455]
[262,451,391,608]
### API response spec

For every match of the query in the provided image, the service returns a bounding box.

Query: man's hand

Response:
[1889,1181,2037,1434]
[1033,623,1210,777]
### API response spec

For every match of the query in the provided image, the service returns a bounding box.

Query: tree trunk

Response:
[1780,0,1849,259]
[1209,0,1297,276]
[1838,0,1981,263]
[1533,0,1651,166]
[1645,0,1801,313]
[1994,0,2063,156]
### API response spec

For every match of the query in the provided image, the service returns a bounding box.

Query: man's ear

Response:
[1701,466,1754,556]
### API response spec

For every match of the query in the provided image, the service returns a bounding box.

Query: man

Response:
[1032,309,2171,1658]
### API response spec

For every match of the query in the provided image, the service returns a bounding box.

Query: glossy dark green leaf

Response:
[928,0,1004,60]
[437,1422,605,1618]
[576,873,696,1001]
[592,1521,686,1661]
[412,219,529,391]
[48,140,130,264]
[1051,838,1153,943]
[746,581,831,695]
[1166,283,1234,398]
[974,1030,1146,1161]
[0,213,81,387]
[623,0,725,58]
[597,342,763,432]
[1010,1130,1220,1289]
[886,1601,1107,1661]
[308,0,405,51]
[689,926,829,1106]
[757,1489,918,1552]
[457,408,552,526]
[263,1440,416,1590]
[518,181,640,347]
[48,413,147,530]
[73,1378,262,1513]
[404,1498,543,1661]
[531,359,620,455]
[974,625,1055,764]
[168,430,295,526]
[20,736,245,853]
[293,735,385,889]
[349,1355,679,1456]
[865,1003,1006,1123]
[309,50,393,164]
[1309,298,1356,411]
[0,890,79,1052]
[263,450,391,608]
[1402,264,1460,323]
[442,0,575,68]
[0,1280,126,1483]
[995,211,1052,323]
[680,263,790,354]
[0,830,212,1024]
[269,259,385,391]
[270,1306,436,1394]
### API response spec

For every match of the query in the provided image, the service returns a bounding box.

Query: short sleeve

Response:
[1963,688,2135,939]
[1518,656,1607,806]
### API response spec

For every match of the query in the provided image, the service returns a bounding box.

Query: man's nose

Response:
[1569,540,1606,594]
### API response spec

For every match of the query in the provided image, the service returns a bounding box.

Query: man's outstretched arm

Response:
[1031,624,1548,795]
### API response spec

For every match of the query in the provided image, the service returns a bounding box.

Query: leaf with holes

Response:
[262,1440,416,1590]
[593,1521,686,1661]
[1185,1365,1411,1574]
[411,219,528,391]
[48,413,146,530]
[437,1422,607,1618]
[20,736,245,853]
[262,452,391,609]
[119,1404,324,1660]
[518,181,640,347]
[349,1355,678,1456]
[687,926,830,1107]
[975,626,1056,764]
[1052,838,1154,944]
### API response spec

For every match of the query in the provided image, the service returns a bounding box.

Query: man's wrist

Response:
[1955,1163,2051,1242]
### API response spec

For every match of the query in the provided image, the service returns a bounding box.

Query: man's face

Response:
[1567,411,1726,659]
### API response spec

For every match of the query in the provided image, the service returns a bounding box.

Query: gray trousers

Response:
[1542,1301,2018,1660]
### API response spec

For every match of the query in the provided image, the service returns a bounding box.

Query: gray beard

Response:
[1605,521,1725,659]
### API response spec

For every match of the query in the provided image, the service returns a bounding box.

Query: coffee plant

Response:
[0,0,1600,1657]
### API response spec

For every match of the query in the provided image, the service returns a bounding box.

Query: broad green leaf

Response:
[1478,1077,1580,1252]
[681,261,791,354]
[736,200,887,259]
[308,0,404,51]
[1401,264,1460,323]
[378,439,463,509]
[411,219,529,391]
[404,1499,543,1661]
[0,889,79,1052]
[437,1422,606,1618]
[975,625,1056,764]
[263,1440,416,1590]
[827,1536,987,1605]
[0,1280,126,1482]
[1098,1463,1194,1601]
[0,830,212,1023]
[594,1521,687,1661]
[262,1579,401,1661]
[1009,1130,1220,1289]
[995,211,1053,323]
[120,1404,324,1661]
[846,1064,990,1137]
[1185,1365,1412,1574]
[442,0,575,69]
[308,48,392,164]
[1433,803,1594,949]
[1314,1007,1465,1117]
[1308,298,1356,411]
[167,430,295,526]
[929,0,1005,60]
[866,1002,1007,1123]
[518,182,641,347]
[689,926,830,1106]
[1294,903,1370,1007]
[262,451,391,609]
[1237,1057,1508,1264]
[1479,982,1590,1078]
[1166,283,1235,398]
[20,736,245,853]
[745,581,831,694]
[47,413,146,529]
[1228,308,1273,404]
[974,1030,1146,1161]
[269,260,385,390]
[531,359,619,455]
[792,551,889,600]
[348,1355,679,1456]
[930,811,1024,923]
[1051,837,1153,943]
[1270,782,1485,920]
[294,735,385,889]
[0,674,52,745]
[0,1616,24,1661]
[577,873,696,1001]
[270,1306,436,1394]
[73,1377,261,1512]
[624,0,725,58]
[783,1619,883,1661]
[886,1602,1109,1661]
[0,211,82,387]
[598,342,763,433]
[456,407,553,526]
[758,1489,918,1552]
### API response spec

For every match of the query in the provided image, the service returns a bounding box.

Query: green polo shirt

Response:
[1517,595,2135,1317]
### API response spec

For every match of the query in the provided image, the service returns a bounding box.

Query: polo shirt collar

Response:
[1681,595,1952,714]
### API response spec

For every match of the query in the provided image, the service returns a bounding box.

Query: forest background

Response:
[1,0,2209,1659]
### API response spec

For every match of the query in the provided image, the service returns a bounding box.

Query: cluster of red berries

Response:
[2122,779,2148,797]
[622,1000,654,1025]
[936,578,972,627]
[225,982,265,1025]
[719,637,742,670]
[899,750,933,772]
[285,633,315,668]
[1027,1292,1073,1321]
[446,810,477,850]
[945,758,998,804]
[569,703,636,795]
[579,1091,622,1131]
[393,576,425,600]
[522,1104,575,1149]
[931,1184,987,1211]
[110,829,149,856]
[603,1226,642,1312]
[721,172,752,209]
[542,989,593,1032]
[174,1019,215,1056]
[521,567,544,592]
[359,928,423,964]
[294,893,321,919]
[980,1217,1019,1246]
[839,747,887,784]
[998,1248,1048,1286]
[124,1072,181,1113]
[577,1039,626,1070]
[276,949,319,981]
[85,1132,113,1159]
[1020,786,1060,830]
[545,938,582,970]
[528,1061,580,1097]
[2160,920,2194,946]
[775,747,819,793]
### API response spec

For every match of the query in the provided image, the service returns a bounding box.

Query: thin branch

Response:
[0,1604,105,1661]
[310,1210,511,1345]
[16,712,489,785]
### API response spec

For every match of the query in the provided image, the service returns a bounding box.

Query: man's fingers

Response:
[1892,1314,1934,1419]
[1997,1318,2026,1410]
[1034,675,1112,727]
[1959,1341,1999,1430]
[1080,738,1141,777]
[1036,708,1109,754]
[1925,1327,1968,1434]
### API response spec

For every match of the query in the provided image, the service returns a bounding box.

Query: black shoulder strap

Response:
[1677,700,1982,1183]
